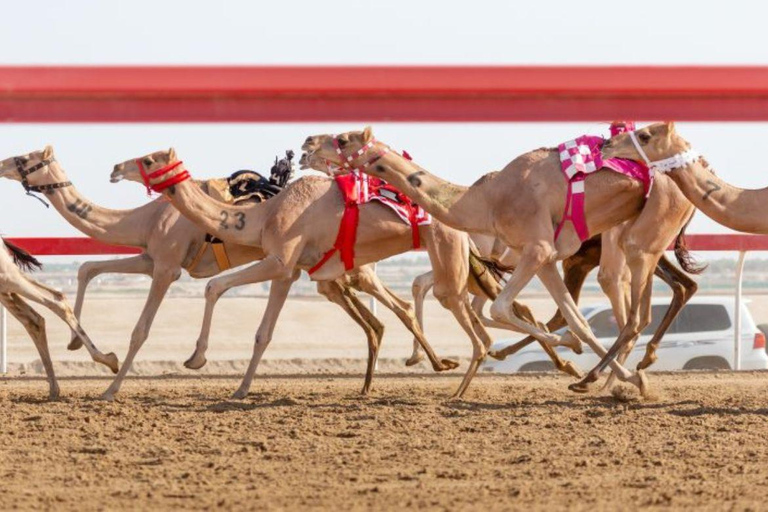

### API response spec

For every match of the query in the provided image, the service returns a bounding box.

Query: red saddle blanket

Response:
[309,171,431,275]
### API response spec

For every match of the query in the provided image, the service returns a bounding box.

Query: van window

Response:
[641,305,674,336]
[673,304,732,333]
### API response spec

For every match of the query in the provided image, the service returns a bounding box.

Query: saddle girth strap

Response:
[187,236,231,273]
[309,174,360,275]
[554,176,589,243]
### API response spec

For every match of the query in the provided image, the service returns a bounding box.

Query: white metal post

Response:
[0,305,6,374]
[734,251,747,371]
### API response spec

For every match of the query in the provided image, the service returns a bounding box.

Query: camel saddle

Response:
[309,170,431,275]
[555,123,650,243]
[188,151,295,272]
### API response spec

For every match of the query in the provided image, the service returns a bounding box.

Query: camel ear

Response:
[168,147,177,162]
[664,121,676,135]
[43,145,53,159]
[362,126,373,143]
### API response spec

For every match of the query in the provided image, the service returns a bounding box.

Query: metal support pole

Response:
[734,251,747,371]
[0,305,6,374]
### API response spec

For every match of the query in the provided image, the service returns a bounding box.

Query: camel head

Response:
[112,148,178,186]
[300,127,377,175]
[601,122,689,163]
[0,145,56,183]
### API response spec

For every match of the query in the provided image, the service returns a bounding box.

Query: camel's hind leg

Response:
[637,254,698,371]
[100,266,180,400]
[0,293,58,399]
[10,275,119,374]
[408,270,434,366]
[352,265,459,373]
[69,255,153,350]
[318,280,384,394]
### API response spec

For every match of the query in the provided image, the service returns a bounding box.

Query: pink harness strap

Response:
[554,123,649,243]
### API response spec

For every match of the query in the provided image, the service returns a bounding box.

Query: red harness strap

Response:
[309,174,360,275]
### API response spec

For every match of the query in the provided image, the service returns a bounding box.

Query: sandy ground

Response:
[5,294,768,369]
[2,373,768,510]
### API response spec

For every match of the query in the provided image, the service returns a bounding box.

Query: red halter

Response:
[137,159,189,194]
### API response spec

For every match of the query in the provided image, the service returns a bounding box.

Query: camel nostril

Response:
[304,136,314,145]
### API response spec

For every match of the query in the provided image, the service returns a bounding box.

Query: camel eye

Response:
[337,136,349,148]
[143,157,153,166]
[638,132,652,144]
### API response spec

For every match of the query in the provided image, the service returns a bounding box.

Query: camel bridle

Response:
[327,135,390,174]
[13,156,71,207]
[628,131,701,174]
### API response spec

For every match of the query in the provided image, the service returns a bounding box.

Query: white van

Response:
[483,296,768,373]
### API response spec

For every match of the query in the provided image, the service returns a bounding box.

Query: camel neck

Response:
[41,161,149,246]
[373,154,489,233]
[161,166,268,247]
[668,160,768,234]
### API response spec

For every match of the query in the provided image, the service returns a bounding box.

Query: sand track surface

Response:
[2,372,768,510]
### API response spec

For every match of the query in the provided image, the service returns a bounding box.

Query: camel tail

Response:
[674,212,707,275]
[4,239,43,272]
[468,243,504,301]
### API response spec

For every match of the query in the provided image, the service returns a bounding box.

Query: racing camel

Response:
[301,133,701,384]
[0,239,118,399]
[0,148,464,400]
[301,125,703,395]
[112,147,563,399]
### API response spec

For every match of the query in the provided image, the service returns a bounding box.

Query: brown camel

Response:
[301,126,703,395]
[0,239,118,399]
[112,147,558,399]
[0,148,455,399]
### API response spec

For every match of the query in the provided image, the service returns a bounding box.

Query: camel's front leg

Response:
[183,264,300,370]
[69,255,153,350]
[408,270,434,366]
[569,251,658,394]
[100,266,180,401]
[232,257,297,399]
[0,293,58,400]
[354,267,459,372]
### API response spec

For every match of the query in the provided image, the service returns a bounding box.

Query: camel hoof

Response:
[636,355,656,372]
[568,373,598,394]
[67,338,83,351]
[232,389,248,400]
[405,352,425,367]
[435,358,460,372]
[101,353,119,374]
[48,388,61,401]
[562,361,582,379]
[183,354,207,370]
[636,370,650,397]
[487,350,507,361]
[98,392,116,402]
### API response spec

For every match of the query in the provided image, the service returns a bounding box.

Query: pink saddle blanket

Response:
[555,131,650,243]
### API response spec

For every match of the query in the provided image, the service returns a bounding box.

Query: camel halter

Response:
[138,159,189,194]
[327,135,390,174]
[628,132,701,174]
[13,157,72,208]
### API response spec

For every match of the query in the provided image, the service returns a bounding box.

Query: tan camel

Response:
[0,239,118,399]
[0,148,453,399]
[111,147,556,399]
[301,127,703,395]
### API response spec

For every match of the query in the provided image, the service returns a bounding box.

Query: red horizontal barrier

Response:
[1,66,768,122]
[5,238,142,256]
[4,235,768,257]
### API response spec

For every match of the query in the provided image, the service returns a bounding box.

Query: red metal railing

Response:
[1,66,768,122]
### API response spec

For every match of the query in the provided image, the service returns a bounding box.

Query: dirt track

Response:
[2,373,768,511]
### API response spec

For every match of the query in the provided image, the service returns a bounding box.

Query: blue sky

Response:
[0,0,766,243]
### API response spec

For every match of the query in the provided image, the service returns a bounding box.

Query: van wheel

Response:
[683,357,731,371]
[519,361,556,372]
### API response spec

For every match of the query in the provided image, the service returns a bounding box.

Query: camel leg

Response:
[100,266,180,400]
[318,280,384,394]
[0,293,58,400]
[637,254,698,370]
[354,267,459,372]
[232,260,297,399]
[408,270,433,366]
[10,275,119,373]
[442,293,493,399]
[533,261,642,387]
[567,251,659,394]
[69,255,153,350]
[488,242,599,361]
